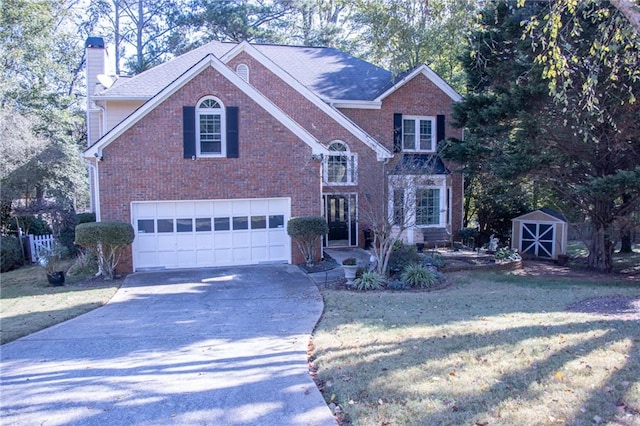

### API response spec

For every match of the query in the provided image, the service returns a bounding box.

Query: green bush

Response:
[401,264,440,289]
[422,253,445,270]
[458,228,479,247]
[75,221,134,279]
[388,243,421,275]
[287,216,328,266]
[353,271,385,291]
[9,215,52,235]
[77,212,96,224]
[67,249,98,276]
[1,235,24,272]
[387,279,410,290]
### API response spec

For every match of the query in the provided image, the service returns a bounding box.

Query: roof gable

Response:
[375,64,462,103]
[83,54,330,158]
[222,42,393,160]
[512,208,567,223]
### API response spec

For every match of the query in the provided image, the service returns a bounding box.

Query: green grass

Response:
[1,261,120,344]
[313,269,640,425]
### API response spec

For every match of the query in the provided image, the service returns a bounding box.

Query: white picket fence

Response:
[28,234,55,263]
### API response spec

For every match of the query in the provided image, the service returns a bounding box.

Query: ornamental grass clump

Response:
[352,271,385,291]
[401,263,439,289]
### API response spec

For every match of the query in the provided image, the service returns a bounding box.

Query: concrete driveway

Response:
[0,265,336,426]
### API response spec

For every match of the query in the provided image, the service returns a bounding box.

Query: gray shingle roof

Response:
[99,41,393,101]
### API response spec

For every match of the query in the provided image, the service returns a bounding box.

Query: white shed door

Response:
[132,199,290,270]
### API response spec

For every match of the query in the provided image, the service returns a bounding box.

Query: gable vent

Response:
[236,64,249,83]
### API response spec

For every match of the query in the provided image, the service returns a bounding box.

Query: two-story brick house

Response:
[83,37,463,272]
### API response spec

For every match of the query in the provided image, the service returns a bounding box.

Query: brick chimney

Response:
[85,37,106,146]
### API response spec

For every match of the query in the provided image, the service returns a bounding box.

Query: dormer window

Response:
[324,141,356,185]
[197,97,226,157]
[236,64,249,83]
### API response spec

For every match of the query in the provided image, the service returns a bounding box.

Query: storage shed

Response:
[511,208,568,260]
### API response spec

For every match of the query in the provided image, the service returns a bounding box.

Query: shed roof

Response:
[513,208,567,223]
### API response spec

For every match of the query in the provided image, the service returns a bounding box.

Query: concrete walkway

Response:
[0,265,336,426]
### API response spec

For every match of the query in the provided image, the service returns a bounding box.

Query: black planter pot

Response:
[47,271,65,286]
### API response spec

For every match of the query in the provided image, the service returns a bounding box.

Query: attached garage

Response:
[511,208,568,260]
[131,198,291,270]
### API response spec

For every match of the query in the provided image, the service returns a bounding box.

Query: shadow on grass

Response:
[0,303,109,345]
[315,271,640,425]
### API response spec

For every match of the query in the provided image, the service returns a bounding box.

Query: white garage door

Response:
[131,198,291,270]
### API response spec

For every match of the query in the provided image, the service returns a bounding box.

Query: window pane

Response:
[419,120,432,151]
[195,218,211,232]
[416,189,440,225]
[199,99,220,109]
[214,217,230,231]
[176,218,193,232]
[403,119,415,150]
[251,216,267,229]
[327,154,348,183]
[233,216,249,230]
[269,215,284,229]
[200,114,222,154]
[157,219,174,233]
[137,219,155,234]
[393,190,404,226]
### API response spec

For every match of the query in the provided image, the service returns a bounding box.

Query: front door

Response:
[324,194,357,247]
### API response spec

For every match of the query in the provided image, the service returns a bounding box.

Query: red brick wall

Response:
[99,67,321,271]
[340,73,465,235]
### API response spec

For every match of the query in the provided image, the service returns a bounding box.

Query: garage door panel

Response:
[137,235,156,251]
[214,232,232,249]
[214,248,232,264]
[196,250,214,266]
[135,203,156,217]
[233,247,251,262]
[195,234,213,249]
[156,203,175,217]
[158,251,177,268]
[176,234,195,250]
[251,231,268,246]
[195,202,213,216]
[176,202,194,217]
[132,198,290,270]
[232,232,250,247]
[269,245,287,260]
[177,251,197,267]
[251,246,268,260]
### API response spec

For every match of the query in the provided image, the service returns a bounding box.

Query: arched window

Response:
[197,97,226,156]
[325,141,356,185]
[236,64,249,83]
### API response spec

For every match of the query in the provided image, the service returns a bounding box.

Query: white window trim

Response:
[388,175,446,228]
[196,96,226,158]
[402,115,436,153]
[323,141,358,186]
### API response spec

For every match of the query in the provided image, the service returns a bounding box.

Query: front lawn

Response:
[313,268,639,425]
[0,263,120,344]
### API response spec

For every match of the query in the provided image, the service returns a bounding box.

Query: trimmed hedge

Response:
[287,216,328,266]
[1,236,24,272]
[287,216,329,237]
[75,221,135,248]
[75,221,134,279]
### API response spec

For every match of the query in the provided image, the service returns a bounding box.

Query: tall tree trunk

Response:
[587,221,615,272]
[619,232,633,253]
[114,0,121,75]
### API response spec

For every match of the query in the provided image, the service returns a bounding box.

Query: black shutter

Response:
[183,106,196,159]
[226,106,239,158]
[436,114,445,143]
[393,113,403,153]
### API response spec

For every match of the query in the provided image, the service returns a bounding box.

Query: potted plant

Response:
[342,257,359,285]
[38,243,67,286]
